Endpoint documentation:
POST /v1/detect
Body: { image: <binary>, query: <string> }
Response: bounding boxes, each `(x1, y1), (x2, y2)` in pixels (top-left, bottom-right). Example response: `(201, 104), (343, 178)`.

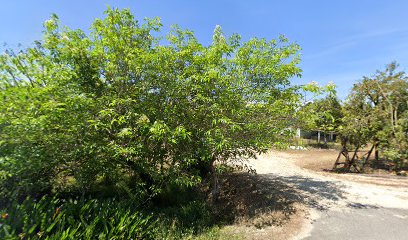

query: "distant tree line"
(303, 62), (408, 170)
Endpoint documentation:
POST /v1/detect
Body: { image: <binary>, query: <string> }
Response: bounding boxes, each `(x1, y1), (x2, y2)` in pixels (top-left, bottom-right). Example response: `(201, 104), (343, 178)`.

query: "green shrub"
(0, 7), (306, 200)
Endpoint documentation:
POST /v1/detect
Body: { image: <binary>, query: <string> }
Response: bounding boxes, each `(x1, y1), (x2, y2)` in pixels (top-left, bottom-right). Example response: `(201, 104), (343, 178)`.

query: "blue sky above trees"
(2, 0), (408, 99)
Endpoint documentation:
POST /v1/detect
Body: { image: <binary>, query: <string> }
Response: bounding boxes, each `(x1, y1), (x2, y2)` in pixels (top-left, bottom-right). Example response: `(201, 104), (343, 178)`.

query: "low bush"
(0, 196), (156, 239)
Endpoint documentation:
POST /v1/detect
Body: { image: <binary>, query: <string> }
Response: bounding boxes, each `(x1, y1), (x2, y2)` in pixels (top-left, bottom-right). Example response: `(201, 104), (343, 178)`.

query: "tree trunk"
(362, 144), (376, 168)
(375, 144), (379, 161)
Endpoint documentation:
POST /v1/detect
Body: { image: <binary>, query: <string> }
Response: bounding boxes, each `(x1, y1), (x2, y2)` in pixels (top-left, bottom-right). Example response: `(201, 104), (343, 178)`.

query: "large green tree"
(0, 8), (310, 200)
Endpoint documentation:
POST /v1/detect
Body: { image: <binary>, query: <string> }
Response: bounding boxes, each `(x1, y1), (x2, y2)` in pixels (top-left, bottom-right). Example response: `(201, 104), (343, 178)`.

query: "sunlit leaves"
(0, 7), (307, 200)
(341, 62), (408, 167)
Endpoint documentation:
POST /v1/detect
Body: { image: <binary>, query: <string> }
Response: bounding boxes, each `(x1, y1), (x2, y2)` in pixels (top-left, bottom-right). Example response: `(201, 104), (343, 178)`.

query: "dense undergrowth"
(1, 197), (155, 239)
(0, 190), (221, 240)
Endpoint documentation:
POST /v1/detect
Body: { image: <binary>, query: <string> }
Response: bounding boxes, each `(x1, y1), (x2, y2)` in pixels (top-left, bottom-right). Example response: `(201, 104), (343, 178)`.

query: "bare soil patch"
(210, 172), (308, 239)
(287, 149), (339, 172)
(283, 149), (408, 188)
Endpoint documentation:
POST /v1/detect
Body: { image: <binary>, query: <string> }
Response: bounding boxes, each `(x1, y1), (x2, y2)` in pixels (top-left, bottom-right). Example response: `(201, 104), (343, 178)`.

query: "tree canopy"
(340, 62), (408, 168)
(0, 8), (314, 200)
(299, 87), (342, 133)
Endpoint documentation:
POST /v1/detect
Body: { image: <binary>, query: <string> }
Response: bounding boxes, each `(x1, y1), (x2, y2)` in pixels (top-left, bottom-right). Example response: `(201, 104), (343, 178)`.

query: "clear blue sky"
(2, 0), (408, 99)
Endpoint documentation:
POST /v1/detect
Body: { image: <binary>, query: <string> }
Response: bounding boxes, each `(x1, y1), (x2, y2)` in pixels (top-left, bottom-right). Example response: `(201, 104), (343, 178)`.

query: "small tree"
(297, 84), (341, 145)
(340, 62), (408, 170)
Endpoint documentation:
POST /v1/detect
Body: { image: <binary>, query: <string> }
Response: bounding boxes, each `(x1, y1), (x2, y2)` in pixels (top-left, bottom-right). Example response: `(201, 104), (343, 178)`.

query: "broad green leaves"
(0, 7), (307, 200)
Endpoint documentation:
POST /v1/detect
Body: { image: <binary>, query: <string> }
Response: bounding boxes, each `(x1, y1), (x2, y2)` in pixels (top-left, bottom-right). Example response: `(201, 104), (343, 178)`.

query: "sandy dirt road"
(248, 151), (408, 240)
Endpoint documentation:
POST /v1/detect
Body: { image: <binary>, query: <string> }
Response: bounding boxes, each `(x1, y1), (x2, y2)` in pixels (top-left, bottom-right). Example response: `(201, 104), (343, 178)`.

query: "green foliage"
(0, 197), (156, 239)
(341, 62), (408, 167)
(300, 86), (343, 132)
(0, 7), (306, 200)
(0, 194), (228, 240)
(153, 200), (216, 239)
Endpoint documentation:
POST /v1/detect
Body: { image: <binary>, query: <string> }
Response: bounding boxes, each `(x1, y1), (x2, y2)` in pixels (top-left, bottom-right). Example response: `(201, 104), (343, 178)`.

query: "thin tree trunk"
(375, 144), (379, 161)
(362, 144), (376, 168)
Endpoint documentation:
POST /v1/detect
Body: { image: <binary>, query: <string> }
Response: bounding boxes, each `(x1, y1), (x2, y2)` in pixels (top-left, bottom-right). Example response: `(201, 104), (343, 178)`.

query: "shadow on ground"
(260, 174), (346, 210)
(213, 172), (378, 228)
